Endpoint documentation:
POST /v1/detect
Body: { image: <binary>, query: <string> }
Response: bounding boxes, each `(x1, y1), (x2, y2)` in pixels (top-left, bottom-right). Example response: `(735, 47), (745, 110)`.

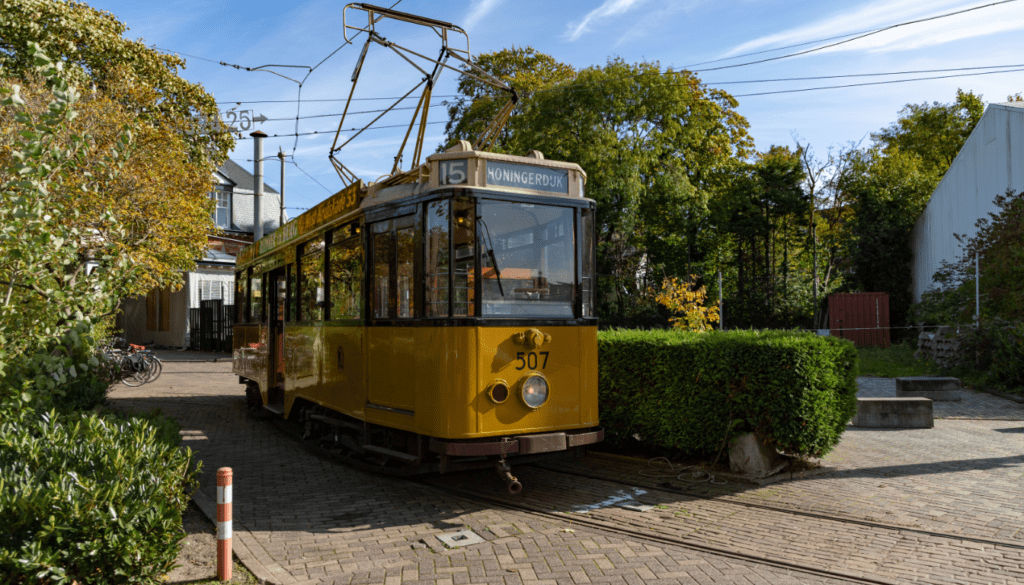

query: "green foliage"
(872, 89), (984, 174)
(913, 190), (1024, 326)
(715, 146), (809, 327)
(842, 148), (938, 332)
(442, 46), (576, 153)
(0, 317), (111, 413)
(445, 51), (752, 321)
(954, 321), (1024, 393)
(597, 329), (858, 459)
(0, 0), (231, 165)
(857, 341), (940, 378)
(0, 403), (200, 584)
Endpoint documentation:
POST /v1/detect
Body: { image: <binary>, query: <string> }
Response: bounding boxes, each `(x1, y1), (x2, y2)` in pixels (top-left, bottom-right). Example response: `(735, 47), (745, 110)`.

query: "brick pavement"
(111, 362), (855, 585)
(109, 365), (1024, 584)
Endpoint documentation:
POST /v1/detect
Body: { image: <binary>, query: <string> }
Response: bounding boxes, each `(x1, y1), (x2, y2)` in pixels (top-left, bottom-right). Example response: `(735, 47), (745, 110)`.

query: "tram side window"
(425, 200), (449, 317)
(285, 263), (296, 322)
(250, 273), (264, 322)
(373, 231), (391, 318)
(299, 239), (325, 321)
(453, 198), (475, 317)
(581, 208), (596, 318)
(329, 235), (363, 320)
(396, 226), (415, 318)
(236, 272), (247, 323)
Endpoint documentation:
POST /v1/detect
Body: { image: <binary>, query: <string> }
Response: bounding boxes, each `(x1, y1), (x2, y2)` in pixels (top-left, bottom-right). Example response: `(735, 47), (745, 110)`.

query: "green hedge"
(598, 329), (859, 458)
(0, 404), (200, 584)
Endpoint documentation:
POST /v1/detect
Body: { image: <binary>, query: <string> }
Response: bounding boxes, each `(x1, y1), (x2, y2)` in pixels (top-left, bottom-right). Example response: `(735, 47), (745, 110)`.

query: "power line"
(691, 0), (1020, 73)
(730, 65), (1024, 98)
(291, 160), (333, 194)
(681, 0), (1019, 70)
(220, 62), (1024, 115)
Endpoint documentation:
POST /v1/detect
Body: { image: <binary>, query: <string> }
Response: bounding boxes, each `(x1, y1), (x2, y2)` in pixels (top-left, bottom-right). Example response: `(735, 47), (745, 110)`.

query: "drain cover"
(437, 529), (485, 548)
(615, 500), (654, 512)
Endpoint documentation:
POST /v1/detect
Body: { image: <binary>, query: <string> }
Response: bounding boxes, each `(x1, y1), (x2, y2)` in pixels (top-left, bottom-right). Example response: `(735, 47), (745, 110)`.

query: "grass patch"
(857, 341), (942, 378)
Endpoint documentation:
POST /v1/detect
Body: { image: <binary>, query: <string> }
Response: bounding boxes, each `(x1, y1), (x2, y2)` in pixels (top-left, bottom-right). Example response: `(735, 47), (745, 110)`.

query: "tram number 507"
(515, 351), (549, 370)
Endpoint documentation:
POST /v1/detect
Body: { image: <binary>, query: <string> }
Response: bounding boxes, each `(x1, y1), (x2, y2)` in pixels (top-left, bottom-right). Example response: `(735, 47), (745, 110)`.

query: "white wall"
(910, 103), (1024, 301)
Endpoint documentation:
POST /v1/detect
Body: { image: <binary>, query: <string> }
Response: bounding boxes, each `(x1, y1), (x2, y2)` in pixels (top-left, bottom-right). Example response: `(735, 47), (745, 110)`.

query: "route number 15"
(439, 160), (467, 185)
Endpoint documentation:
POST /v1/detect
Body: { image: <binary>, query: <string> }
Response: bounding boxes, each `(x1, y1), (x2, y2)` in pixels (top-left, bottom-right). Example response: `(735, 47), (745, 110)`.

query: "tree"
(442, 46), (576, 154)
(840, 148), (937, 330)
(872, 89), (983, 175)
(0, 0), (231, 166)
(715, 146), (808, 327)
(1, 47), (213, 375)
(523, 59), (751, 315)
(445, 54), (751, 323)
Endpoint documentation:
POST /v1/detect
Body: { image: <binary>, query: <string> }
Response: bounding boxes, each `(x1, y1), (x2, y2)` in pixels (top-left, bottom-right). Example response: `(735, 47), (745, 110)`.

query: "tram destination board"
(486, 161), (569, 194)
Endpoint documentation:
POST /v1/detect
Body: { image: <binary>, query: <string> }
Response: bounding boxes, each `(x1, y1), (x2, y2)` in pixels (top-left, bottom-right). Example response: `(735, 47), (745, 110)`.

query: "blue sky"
(86, 0), (1024, 213)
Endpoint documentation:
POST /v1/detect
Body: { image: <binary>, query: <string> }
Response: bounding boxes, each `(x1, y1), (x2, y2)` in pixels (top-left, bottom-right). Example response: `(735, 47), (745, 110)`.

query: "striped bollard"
(216, 467), (233, 581)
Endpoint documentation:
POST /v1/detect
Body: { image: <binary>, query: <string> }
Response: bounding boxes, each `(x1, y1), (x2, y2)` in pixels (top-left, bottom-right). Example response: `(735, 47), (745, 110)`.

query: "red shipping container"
(828, 292), (890, 347)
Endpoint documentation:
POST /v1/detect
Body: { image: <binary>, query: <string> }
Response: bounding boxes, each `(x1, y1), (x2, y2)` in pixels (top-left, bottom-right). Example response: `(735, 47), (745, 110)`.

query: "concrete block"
(853, 397), (933, 428)
(896, 376), (962, 401)
(729, 433), (787, 479)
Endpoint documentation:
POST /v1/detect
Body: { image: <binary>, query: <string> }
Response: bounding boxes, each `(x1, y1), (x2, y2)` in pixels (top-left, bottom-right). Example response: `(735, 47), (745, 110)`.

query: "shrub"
(598, 329), (858, 458)
(0, 403), (200, 584)
(956, 320), (1024, 393)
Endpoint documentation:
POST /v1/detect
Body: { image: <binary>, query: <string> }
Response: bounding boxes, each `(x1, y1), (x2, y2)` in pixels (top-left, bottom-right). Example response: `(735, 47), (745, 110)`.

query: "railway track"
(259, 410), (1024, 584)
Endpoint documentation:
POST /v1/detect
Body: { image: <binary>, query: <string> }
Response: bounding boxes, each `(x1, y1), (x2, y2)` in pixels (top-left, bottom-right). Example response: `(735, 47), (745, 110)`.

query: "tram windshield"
(479, 201), (575, 318)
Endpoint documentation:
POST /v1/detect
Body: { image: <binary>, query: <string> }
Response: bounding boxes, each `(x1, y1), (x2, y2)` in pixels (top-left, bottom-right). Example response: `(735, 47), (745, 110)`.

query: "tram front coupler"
(495, 458), (522, 495)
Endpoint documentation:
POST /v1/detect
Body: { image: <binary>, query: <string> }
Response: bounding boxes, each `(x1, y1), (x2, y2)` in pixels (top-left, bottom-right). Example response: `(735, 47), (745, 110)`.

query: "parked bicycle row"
(99, 338), (163, 387)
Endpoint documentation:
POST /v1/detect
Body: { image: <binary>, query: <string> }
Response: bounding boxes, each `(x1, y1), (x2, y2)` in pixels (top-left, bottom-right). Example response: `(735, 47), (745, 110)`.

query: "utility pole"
(975, 254), (980, 325)
(277, 148), (286, 228)
(251, 131), (267, 241)
(718, 269), (724, 331)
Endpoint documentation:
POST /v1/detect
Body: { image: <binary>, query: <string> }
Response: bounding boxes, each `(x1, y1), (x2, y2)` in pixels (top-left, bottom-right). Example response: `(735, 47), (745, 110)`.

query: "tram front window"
(479, 201), (575, 318)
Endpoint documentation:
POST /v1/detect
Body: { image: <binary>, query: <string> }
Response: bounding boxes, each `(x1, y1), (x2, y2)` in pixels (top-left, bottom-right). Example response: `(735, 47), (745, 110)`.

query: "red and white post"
(216, 467), (233, 581)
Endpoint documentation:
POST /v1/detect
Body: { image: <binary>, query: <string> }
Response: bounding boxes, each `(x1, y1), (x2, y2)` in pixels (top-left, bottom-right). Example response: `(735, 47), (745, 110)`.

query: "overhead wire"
(219, 62), (1024, 120)
(689, 0), (1020, 72)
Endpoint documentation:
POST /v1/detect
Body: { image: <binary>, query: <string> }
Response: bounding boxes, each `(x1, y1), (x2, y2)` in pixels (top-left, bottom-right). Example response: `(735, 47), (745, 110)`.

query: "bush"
(0, 403), (200, 584)
(956, 320), (1024, 393)
(1, 318), (112, 413)
(598, 329), (858, 458)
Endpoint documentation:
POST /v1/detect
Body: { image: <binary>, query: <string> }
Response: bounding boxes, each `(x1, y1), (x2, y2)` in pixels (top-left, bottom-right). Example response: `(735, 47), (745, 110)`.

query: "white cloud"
(720, 0), (1024, 58)
(564, 0), (647, 42)
(464, 0), (505, 32)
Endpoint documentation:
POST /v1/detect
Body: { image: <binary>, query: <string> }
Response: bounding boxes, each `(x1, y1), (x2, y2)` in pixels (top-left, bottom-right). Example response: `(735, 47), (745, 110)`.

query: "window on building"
(211, 186), (232, 229)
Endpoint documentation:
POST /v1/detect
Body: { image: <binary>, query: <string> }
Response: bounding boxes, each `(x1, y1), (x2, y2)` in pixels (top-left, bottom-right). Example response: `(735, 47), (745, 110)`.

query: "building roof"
(219, 159), (279, 194)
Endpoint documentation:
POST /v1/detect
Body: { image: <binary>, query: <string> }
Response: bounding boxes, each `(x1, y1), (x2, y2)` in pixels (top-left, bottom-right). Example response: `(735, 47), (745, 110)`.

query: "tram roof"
(235, 144), (588, 269)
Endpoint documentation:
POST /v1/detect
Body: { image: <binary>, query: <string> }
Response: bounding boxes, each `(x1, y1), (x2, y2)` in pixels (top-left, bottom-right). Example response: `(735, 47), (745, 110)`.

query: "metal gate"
(189, 299), (234, 352)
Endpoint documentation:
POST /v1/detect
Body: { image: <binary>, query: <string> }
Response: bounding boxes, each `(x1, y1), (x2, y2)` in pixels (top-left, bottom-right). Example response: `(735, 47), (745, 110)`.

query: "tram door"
(269, 267), (287, 393)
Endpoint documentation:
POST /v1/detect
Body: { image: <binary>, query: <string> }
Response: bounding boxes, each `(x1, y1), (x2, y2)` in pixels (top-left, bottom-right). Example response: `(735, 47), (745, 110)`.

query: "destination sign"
(236, 180), (364, 267)
(486, 161), (569, 194)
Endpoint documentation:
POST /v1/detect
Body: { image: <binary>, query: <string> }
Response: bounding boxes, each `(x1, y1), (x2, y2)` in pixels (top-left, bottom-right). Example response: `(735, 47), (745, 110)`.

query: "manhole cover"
(437, 529), (485, 548)
(615, 500), (654, 512)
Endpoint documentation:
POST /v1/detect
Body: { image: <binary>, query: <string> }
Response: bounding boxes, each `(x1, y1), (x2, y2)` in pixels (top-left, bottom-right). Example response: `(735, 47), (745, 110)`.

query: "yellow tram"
(232, 142), (602, 491)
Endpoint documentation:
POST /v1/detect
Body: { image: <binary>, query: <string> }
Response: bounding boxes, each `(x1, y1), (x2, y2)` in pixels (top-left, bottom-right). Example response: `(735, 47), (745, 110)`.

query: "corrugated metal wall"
(911, 103), (1024, 302)
(829, 292), (890, 347)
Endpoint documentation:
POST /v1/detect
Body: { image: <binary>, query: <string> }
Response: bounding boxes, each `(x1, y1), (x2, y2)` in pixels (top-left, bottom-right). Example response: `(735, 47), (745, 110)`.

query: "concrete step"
(853, 397), (933, 428)
(896, 376), (962, 401)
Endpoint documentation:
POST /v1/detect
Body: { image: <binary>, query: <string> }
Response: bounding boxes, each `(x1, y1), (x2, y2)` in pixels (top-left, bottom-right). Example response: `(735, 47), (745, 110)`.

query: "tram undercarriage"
(245, 382), (601, 494)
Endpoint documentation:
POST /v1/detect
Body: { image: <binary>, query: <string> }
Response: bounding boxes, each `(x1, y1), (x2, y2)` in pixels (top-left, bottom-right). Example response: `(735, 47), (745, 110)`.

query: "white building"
(910, 102), (1024, 302)
(118, 160), (286, 349)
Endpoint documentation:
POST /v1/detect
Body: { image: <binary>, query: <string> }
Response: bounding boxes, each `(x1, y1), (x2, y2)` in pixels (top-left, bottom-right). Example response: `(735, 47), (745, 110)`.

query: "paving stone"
(110, 365), (1024, 585)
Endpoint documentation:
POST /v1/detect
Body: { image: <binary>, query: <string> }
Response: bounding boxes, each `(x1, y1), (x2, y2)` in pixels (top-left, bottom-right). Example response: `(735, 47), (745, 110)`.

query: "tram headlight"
(520, 375), (549, 409)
